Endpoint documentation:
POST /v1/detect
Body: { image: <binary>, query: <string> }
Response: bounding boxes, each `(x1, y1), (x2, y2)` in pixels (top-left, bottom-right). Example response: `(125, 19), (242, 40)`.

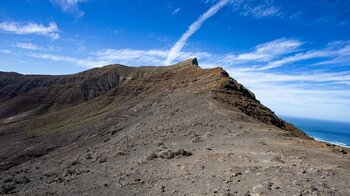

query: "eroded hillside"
(0, 59), (349, 195)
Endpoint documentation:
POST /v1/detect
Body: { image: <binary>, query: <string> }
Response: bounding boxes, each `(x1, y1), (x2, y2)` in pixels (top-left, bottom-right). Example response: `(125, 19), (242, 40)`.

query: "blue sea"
(282, 116), (350, 148)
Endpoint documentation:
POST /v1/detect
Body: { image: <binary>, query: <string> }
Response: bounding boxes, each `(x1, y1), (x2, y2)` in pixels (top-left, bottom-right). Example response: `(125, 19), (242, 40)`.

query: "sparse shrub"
(145, 152), (157, 160)
(271, 155), (284, 163)
(145, 148), (192, 160)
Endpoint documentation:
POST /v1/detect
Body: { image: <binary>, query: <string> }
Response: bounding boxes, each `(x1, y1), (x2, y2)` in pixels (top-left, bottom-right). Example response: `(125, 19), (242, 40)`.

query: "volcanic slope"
(0, 58), (349, 195)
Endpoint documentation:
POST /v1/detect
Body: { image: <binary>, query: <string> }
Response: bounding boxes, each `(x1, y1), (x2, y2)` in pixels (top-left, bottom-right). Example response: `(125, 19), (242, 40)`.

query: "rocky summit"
(0, 58), (349, 195)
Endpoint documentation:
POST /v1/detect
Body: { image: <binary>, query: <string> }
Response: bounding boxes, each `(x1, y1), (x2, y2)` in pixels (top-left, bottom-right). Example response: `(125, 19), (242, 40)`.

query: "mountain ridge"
(1, 58), (349, 195)
(0, 58), (308, 139)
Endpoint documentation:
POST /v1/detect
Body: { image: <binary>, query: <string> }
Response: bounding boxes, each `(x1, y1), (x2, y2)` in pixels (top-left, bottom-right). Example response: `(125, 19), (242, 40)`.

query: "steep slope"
(0, 59), (349, 195)
(0, 65), (131, 120)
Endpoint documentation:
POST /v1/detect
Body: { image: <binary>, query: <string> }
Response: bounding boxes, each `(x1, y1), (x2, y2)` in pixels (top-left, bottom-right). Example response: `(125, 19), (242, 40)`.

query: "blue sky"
(0, 0), (350, 122)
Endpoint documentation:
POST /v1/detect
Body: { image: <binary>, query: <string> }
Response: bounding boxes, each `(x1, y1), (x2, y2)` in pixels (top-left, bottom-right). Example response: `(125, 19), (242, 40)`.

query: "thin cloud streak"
(0, 21), (60, 40)
(0, 49), (12, 54)
(30, 49), (212, 68)
(16, 43), (40, 50)
(172, 8), (181, 15)
(164, 0), (230, 65)
(223, 38), (302, 64)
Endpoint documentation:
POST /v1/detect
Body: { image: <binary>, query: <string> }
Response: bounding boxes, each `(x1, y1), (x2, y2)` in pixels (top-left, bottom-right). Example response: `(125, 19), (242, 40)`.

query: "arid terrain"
(0, 58), (349, 195)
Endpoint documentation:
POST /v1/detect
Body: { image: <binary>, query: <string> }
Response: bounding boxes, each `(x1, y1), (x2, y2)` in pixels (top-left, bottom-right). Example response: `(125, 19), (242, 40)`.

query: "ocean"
(282, 116), (350, 148)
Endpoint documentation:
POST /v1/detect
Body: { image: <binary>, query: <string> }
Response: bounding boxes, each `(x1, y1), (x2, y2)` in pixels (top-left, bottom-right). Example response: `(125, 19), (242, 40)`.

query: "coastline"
(313, 137), (350, 148)
(281, 115), (350, 149)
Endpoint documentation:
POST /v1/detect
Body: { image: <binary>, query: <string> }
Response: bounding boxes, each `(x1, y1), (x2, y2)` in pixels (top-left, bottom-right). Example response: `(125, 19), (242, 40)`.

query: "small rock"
(310, 185), (318, 191)
(191, 135), (203, 143)
(158, 150), (175, 159)
(117, 150), (127, 156)
(147, 148), (192, 160)
(70, 159), (80, 166)
(55, 177), (64, 183)
(47, 179), (56, 184)
(85, 153), (93, 160)
(15, 176), (30, 184)
(266, 182), (274, 190)
(154, 141), (164, 146)
(233, 171), (242, 177)
(174, 148), (192, 156)
(0, 185), (16, 194)
(3, 178), (13, 183)
(98, 157), (107, 163)
(271, 155), (284, 163)
(145, 152), (157, 160)
(62, 168), (76, 177)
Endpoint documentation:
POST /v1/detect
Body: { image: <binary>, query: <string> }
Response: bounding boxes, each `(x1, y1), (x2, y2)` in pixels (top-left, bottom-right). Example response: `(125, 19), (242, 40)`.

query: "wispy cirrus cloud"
(237, 3), (282, 18)
(164, 0), (287, 66)
(30, 53), (76, 63)
(0, 21), (60, 40)
(164, 0), (230, 65)
(50, 0), (88, 17)
(223, 38), (302, 65)
(240, 41), (350, 71)
(16, 42), (40, 50)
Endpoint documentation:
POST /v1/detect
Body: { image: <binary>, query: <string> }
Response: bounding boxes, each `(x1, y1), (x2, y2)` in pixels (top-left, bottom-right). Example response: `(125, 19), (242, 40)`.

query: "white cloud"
(224, 68), (350, 121)
(30, 48), (212, 68)
(172, 8), (181, 15)
(231, 0), (282, 18)
(0, 21), (60, 40)
(213, 38), (350, 71)
(16, 42), (39, 50)
(31, 53), (76, 62)
(229, 69), (350, 86)
(50, 0), (88, 17)
(241, 5), (281, 18)
(255, 50), (330, 70)
(252, 42), (350, 71)
(164, 0), (230, 65)
(88, 49), (211, 67)
(0, 49), (12, 54)
(223, 38), (302, 64)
